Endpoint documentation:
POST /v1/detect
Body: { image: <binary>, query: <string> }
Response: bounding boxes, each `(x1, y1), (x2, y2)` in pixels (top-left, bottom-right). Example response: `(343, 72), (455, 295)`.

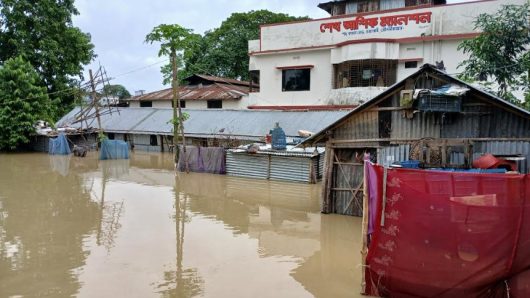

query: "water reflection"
(0, 153), (362, 298)
(49, 155), (71, 176)
(0, 153), (100, 297)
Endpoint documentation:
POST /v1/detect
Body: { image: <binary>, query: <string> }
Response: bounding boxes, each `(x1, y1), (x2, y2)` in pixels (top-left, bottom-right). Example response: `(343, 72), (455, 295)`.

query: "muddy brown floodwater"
(0, 152), (363, 298)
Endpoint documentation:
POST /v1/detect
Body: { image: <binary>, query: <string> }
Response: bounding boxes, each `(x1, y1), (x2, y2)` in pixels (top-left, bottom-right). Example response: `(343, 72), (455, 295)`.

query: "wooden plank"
(441, 140), (447, 167)
(419, 139), (424, 163)
(333, 162), (364, 166)
(342, 181), (364, 214)
(321, 145), (334, 214)
(334, 154), (363, 214)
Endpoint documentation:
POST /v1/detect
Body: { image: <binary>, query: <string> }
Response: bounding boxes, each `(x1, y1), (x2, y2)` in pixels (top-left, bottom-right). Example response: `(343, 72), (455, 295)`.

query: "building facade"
(248, 0), (525, 109)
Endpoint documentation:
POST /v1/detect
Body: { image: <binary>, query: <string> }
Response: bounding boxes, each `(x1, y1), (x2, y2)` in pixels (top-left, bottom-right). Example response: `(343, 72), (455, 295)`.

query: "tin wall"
(226, 152), (320, 183)
(333, 110), (379, 140)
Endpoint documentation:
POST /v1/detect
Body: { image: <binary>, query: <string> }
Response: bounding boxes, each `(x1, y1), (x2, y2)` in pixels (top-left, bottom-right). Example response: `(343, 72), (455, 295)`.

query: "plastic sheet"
(100, 139), (129, 160)
(364, 164), (530, 297)
(177, 146), (226, 174)
(48, 134), (71, 155)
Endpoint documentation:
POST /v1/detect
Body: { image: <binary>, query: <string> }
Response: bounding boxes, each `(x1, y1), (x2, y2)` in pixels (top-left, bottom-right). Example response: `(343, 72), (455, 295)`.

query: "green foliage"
(145, 24), (200, 57)
(167, 112), (190, 131)
(102, 84), (131, 99)
(145, 24), (201, 85)
(156, 10), (308, 84)
(0, 56), (52, 150)
(458, 3), (530, 103)
(0, 0), (95, 118)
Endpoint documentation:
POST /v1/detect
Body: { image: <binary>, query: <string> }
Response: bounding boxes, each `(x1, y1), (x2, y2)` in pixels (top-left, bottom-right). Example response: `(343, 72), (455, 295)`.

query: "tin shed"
(302, 64), (530, 216)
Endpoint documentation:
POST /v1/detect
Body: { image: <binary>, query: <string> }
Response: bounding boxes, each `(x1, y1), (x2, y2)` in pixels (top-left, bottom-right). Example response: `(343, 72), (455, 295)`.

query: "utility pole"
(89, 69), (103, 142)
(171, 51), (188, 172)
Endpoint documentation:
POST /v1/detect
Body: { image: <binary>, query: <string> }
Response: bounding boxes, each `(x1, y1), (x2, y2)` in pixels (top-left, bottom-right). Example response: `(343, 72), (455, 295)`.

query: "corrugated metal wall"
(226, 152), (320, 183)
(334, 91), (530, 142)
(270, 156), (312, 183)
(334, 110), (379, 140)
(474, 141), (530, 174)
(226, 153), (270, 180)
(377, 145), (411, 167)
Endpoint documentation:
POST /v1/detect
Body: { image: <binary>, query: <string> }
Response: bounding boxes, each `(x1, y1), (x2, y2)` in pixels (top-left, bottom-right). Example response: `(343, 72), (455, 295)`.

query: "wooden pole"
(321, 144), (335, 213)
(360, 160), (369, 295)
(89, 69), (103, 141)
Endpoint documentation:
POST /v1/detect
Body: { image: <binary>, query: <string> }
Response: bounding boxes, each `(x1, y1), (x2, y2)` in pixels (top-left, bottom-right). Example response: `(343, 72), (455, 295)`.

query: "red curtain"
(364, 166), (530, 297)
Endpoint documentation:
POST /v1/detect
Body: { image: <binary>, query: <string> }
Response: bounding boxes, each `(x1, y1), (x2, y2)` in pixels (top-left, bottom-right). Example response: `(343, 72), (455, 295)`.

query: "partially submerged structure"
(226, 147), (325, 184)
(302, 64), (530, 216)
(56, 108), (349, 152)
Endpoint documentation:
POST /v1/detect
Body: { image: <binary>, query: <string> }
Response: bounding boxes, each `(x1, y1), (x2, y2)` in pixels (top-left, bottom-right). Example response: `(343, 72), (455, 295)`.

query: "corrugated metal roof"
(301, 64), (530, 145)
(129, 83), (249, 102)
(56, 107), (350, 139)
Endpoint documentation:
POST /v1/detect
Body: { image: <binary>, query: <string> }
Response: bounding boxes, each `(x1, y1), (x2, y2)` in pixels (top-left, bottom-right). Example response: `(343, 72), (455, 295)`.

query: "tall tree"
(102, 84), (131, 100)
(181, 10), (308, 81)
(458, 3), (530, 103)
(0, 56), (52, 150)
(146, 24), (197, 167)
(0, 0), (95, 118)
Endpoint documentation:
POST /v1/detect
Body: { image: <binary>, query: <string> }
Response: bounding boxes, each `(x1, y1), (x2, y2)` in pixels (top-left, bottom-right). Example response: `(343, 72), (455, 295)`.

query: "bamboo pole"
(321, 144), (334, 214)
(89, 69), (103, 140)
(360, 160), (369, 295)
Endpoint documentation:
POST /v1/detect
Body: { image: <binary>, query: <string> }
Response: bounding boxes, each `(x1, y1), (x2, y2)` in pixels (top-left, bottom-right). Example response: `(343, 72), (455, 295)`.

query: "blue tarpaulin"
(48, 134), (71, 155)
(100, 139), (129, 160)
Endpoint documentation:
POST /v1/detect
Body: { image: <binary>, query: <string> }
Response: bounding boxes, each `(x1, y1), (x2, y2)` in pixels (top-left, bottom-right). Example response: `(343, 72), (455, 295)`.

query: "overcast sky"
(73, 0), (470, 94)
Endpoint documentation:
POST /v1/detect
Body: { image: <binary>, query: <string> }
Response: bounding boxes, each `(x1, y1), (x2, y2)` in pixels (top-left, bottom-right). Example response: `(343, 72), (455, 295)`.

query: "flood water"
(0, 152), (362, 298)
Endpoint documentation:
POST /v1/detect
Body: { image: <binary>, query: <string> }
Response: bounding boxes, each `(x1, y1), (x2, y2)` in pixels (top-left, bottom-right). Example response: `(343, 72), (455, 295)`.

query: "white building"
(247, 0), (525, 109)
(128, 74), (255, 109)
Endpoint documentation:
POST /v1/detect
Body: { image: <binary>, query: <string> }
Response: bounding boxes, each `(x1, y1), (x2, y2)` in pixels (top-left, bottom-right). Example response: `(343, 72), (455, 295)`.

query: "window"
(107, 133), (115, 140)
(207, 100), (222, 109)
(140, 101), (152, 108)
(282, 69), (311, 92)
(405, 61), (418, 69)
(171, 100), (186, 108)
(358, 0), (380, 13)
(249, 70), (260, 92)
(334, 59), (397, 88)
(150, 135), (158, 146)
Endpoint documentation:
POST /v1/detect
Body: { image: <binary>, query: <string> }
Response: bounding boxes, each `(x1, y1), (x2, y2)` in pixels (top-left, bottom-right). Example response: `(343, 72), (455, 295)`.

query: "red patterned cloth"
(364, 165), (530, 297)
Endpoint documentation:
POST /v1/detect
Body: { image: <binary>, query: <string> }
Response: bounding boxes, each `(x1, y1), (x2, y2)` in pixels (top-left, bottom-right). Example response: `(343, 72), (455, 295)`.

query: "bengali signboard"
(319, 12), (432, 37)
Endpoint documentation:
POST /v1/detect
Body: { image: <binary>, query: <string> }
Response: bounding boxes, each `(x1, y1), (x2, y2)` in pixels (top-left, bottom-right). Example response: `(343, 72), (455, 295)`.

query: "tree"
(458, 3), (530, 103)
(102, 84), (131, 100)
(0, 0), (95, 118)
(0, 56), (52, 150)
(180, 10), (308, 81)
(146, 24), (198, 167)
